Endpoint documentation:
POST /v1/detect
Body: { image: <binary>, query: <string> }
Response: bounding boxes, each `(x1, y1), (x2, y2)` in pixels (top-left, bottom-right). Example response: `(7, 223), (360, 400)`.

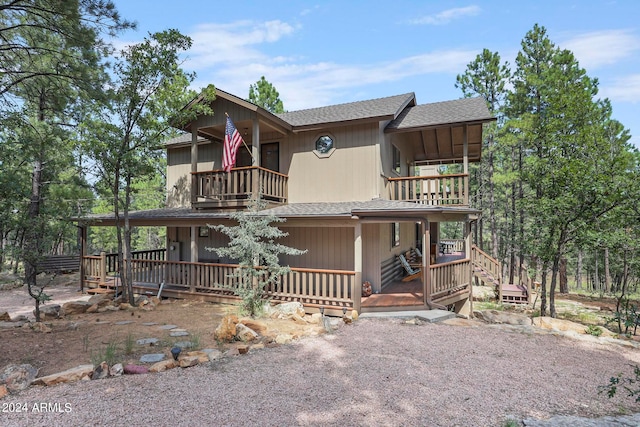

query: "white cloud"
(600, 74), (640, 103)
(562, 29), (639, 70)
(410, 5), (481, 26)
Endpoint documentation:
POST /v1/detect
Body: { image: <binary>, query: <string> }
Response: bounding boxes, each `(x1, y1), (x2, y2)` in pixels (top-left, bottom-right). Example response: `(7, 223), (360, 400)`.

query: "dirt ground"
(0, 272), (323, 377)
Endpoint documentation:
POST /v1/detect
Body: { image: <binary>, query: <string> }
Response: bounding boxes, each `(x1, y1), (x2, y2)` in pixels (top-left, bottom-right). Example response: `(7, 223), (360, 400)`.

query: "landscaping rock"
(268, 302), (305, 319)
(123, 364), (149, 375)
(119, 303), (134, 311)
(251, 343), (265, 351)
(0, 311), (10, 321)
(235, 323), (259, 342)
(104, 305), (120, 311)
(136, 338), (160, 346)
(62, 300), (92, 315)
(0, 384), (8, 399)
(179, 356), (199, 368)
(140, 354), (165, 363)
(310, 313), (323, 325)
(0, 321), (22, 329)
(159, 324), (178, 330)
(110, 363), (123, 377)
(237, 344), (249, 354)
(239, 319), (268, 335)
(86, 304), (99, 313)
(169, 330), (189, 337)
(275, 333), (294, 345)
(115, 320), (134, 325)
(32, 364), (94, 386)
(149, 359), (178, 373)
(474, 310), (531, 326)
(31, 322), (52, 333)
(36, 304), (61, 320)
(174, 341), (193, 349)
(0, 364), (38, 393)
(142, 322), (158, 326)
(214, 314), (238, 342)
(91, 362), (110, 380)
(203, 349), (223, 361)
(532, 316), (610, 335)
(88, 293), (112, 307)
(11, 315), (28, 323)
(185, 351), (209, 363)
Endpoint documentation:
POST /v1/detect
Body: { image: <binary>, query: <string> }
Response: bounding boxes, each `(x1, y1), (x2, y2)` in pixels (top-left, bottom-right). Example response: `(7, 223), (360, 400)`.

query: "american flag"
(222, 116), (244, 172)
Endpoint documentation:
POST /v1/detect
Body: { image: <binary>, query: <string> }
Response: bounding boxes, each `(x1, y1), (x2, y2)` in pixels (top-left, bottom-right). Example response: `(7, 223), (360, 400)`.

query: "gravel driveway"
(2, 317), (640, 426)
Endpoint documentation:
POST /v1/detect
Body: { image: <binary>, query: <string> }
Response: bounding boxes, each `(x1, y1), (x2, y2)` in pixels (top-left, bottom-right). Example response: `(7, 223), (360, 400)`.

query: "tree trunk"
(549, 253), (561, 318)
(576, 250), (583, 289)
(559, 257), (568, 293)
(594, 251), (600, 293)
(540, 262), (548, 316)
(604, 246), (612, 293)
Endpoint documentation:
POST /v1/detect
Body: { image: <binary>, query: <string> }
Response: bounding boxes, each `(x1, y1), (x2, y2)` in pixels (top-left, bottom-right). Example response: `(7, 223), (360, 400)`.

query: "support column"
(251, 118), (261, 198)
(79, 225), (87, 293)
(465, 218), (474, 316)
(190, 225), (197, 293)
(463, 124), (469, 205)
(353, 222), (362, 314)
(191, 128), (199, 206)
(422, 218), (431, 307)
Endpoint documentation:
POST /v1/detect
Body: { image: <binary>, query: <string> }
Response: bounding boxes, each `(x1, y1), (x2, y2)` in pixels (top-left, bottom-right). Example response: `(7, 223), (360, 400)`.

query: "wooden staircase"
(471, 245), (530, 304)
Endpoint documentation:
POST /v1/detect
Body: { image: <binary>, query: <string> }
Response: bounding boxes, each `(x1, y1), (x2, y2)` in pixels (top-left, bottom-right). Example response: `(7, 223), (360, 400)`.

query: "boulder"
(0, 312), (10, 321)
(149, 359), (178, 373)
(62, 300), (92, 315)
(119, 303), (134, 311)
(250, 343), (265, 351)
(269, 302), (305, 319)
(179, 356), (199, 368)
(532, 316), (609, 335)
(123, 364), (149, 375)
(91, 362), (110, 380)
(0, 364), (38, 393)
(36, 304), (61, 320)
(235, 323), (259, 342)
(310, 313), (323, 325)
(214, 314), (238, 343)
(203, 349), (223, 362)
(237, 344), (249, 355)
(185, 351), (210, 364)
(474, 310), (531, 326)
(0, 321), (22, 329)
(32, 365), (94, 386)
(86, 304), (99, 313)
(239, 319), (268, 335)
(88, 293), (113, 308)
(12, 315), (28, 323)
(0, 384), (8, 399)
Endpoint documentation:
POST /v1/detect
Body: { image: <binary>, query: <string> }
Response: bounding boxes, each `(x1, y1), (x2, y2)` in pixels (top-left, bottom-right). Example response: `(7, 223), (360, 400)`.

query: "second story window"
(392, 144), (401, 175)
(315, 135), (333, 153)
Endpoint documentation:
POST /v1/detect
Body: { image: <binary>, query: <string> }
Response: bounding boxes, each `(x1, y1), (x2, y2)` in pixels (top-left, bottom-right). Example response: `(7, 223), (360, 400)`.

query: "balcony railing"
(191, 166), (288, 208)
(388, 173), (469, 206)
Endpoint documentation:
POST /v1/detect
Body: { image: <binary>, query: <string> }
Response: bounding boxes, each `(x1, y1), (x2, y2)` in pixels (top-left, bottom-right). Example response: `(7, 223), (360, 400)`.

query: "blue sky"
(111, 0), (639, 147)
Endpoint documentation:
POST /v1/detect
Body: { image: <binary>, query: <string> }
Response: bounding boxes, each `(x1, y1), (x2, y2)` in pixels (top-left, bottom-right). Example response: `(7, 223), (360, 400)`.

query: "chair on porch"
(399, 254), (422, 282)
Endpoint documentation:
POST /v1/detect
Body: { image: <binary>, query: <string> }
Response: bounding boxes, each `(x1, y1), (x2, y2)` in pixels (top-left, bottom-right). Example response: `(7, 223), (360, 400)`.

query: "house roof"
(79, 200), (478, 225)
(274, 93), (416, 129)
(164, 133), (211, 148)
(385, 97), (493, 132)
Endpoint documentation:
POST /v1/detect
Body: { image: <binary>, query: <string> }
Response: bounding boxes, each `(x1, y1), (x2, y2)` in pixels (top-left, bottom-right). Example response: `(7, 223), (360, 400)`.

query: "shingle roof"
(164, 133), (210, 147)
(275, 93), (415, 127)
(386, 97), (493, 131)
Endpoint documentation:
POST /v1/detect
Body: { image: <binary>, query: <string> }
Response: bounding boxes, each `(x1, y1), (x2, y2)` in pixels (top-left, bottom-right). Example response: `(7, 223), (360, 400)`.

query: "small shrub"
(190, 332), (201, 350)
(124, 332), (135, 355)
(91, 339), (119, 367)
(585, 325), (603, 337)
(600, 364), (640, 402)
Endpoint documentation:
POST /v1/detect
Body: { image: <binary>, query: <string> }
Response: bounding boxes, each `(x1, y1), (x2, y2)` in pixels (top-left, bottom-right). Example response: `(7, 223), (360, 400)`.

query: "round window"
(315, 135), (334, 154)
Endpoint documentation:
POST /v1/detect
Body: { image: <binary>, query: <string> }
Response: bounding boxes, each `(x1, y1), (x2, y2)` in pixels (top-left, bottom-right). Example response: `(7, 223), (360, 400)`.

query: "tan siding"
(362, 223), (381, 291)
(279, 227), (354, 270)
(166, 142), (222, 208)
(281, 123), (381, 203)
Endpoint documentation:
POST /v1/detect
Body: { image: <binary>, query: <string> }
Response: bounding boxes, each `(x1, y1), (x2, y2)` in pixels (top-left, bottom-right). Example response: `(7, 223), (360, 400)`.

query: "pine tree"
(207, 196), (306, 317)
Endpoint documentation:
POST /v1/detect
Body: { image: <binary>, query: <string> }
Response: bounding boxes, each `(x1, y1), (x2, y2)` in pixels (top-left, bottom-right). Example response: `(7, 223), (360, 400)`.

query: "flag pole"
(225, 112), (256, 162)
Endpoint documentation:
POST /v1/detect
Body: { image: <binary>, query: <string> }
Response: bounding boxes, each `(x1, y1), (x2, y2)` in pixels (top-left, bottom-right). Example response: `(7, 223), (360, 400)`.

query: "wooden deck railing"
(82, 255), (354, 309)
(191, 166), (288, 208)
(429, 259), (471, 299)
(471, 245), (502, 285)
(388, 173), (469, 205)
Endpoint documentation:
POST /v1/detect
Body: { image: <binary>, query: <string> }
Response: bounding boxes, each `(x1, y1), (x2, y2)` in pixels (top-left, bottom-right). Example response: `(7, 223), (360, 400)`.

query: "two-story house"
(79, 88), (497, 316)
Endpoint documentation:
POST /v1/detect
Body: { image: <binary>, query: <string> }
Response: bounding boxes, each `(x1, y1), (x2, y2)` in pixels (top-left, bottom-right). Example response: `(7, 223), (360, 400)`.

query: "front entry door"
(261, 142), (279, 172)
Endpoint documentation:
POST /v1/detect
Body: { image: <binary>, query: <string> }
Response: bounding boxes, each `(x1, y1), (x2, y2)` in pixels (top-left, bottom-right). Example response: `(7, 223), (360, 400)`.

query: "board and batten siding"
(278, 226), (354, 271)
(166, 143), (222, 208)
(281, 123), (383, 203)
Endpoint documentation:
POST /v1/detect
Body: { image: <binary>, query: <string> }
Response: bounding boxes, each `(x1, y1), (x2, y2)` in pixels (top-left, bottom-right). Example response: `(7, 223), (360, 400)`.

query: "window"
(391, 222), (400, 247)
(392, 144), (401, 175)
(313, 134), (336, 158)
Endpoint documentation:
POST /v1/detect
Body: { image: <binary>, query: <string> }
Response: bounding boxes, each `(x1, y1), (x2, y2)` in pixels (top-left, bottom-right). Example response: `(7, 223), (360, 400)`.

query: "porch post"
(79, 225), (87, 293)
(191, 127), (199, 206)
(251, 117), (260, 198)
(190, 225), (197, 293)
(422, 218), (431, 306)
(463, 124), (469, 205)
(353, 222), (362, 314)
(465, 218), (474, 316)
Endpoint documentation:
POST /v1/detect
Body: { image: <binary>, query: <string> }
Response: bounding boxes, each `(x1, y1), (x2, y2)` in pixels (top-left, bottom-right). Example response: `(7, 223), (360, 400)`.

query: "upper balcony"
(388, 173), (469, 206)
(191, 166), (288, 209)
